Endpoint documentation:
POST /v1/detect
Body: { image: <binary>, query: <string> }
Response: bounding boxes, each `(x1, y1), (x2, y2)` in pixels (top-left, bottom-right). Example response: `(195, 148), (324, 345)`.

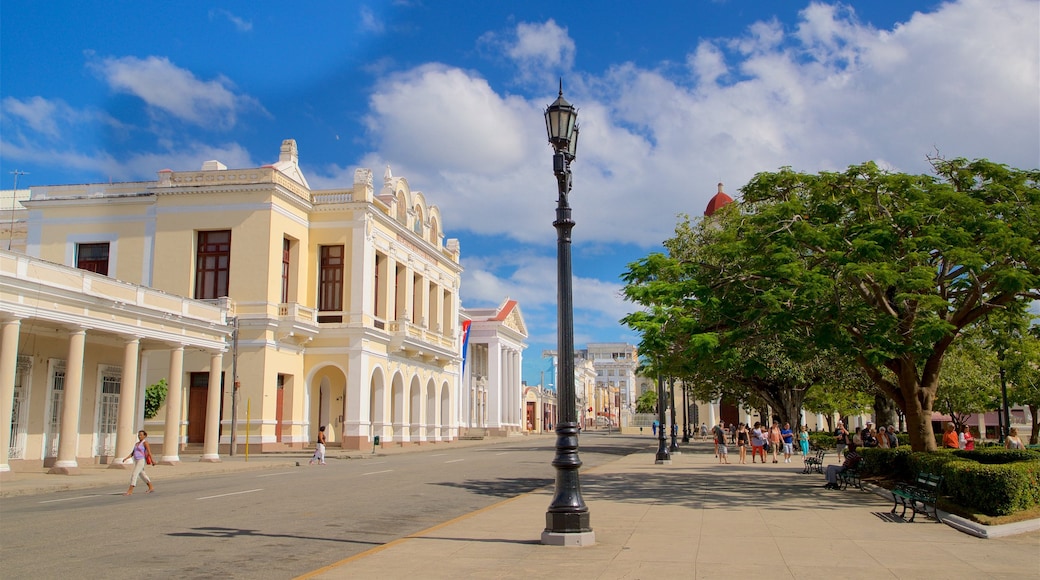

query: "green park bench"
(891, 471), (943, 523)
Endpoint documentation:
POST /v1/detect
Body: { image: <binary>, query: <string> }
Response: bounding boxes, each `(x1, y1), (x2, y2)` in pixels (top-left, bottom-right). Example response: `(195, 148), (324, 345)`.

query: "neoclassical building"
(4, 139), (466, 468)
(459, 299), (528, 436)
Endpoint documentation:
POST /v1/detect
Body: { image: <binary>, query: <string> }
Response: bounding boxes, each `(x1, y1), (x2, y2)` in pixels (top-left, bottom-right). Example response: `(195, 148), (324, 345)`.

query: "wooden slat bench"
(891, 471), (943, 523)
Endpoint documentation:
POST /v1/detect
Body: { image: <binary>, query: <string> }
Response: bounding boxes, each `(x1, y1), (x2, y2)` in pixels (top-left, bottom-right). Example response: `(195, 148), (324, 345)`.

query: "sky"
(2, 0), (1038, 386)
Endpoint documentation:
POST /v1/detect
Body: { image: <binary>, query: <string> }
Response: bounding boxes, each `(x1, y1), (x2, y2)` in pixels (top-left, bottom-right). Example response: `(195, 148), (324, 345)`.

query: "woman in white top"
(1005, 427), (1025, 450)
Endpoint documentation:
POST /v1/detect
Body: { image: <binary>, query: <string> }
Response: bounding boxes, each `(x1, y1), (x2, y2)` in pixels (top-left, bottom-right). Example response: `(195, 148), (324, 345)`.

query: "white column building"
(458, 299), (528, 437)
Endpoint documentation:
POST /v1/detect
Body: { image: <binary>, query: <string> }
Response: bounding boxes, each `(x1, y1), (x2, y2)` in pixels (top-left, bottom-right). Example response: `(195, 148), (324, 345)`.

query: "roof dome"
(704, 183), (733, 216)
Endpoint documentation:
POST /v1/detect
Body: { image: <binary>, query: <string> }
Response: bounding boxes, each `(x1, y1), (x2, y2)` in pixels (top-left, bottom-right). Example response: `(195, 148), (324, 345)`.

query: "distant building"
(459, 299), (529, 436)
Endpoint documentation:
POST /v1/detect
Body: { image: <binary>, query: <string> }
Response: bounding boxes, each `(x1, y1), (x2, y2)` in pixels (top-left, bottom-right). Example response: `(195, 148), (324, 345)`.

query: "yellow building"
(12, 139), (463, 460)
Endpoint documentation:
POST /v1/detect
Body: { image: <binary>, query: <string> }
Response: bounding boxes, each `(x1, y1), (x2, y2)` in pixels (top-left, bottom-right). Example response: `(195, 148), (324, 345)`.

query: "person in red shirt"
(959, 425), (975, 450)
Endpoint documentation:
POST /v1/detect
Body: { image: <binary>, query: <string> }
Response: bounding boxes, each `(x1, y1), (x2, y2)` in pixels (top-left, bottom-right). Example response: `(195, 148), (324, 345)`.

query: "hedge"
(859, 447), (1040, 517)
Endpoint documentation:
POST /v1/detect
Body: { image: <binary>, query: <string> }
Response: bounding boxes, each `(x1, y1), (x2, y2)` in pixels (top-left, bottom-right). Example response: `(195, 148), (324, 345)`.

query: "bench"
(802, 448), (825, 474)
(891, 472), (943, 523)
(837, 466), (862, 490)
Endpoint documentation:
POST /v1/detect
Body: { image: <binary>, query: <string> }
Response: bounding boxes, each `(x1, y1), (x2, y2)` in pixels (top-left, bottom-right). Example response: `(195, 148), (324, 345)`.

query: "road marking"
(197, 489), (263, 500)
(430, 453), (447, 457)
(362, 469), (393, 476)
(38, 495), (99, 504)
(256, 471), (295, 478)
(495, 452), (509, 455)
(445, 459), (464, 464)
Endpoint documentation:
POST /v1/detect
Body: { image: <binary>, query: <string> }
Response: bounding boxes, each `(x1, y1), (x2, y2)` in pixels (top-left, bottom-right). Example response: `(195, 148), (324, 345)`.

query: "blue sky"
(2, 0), (1038, 386)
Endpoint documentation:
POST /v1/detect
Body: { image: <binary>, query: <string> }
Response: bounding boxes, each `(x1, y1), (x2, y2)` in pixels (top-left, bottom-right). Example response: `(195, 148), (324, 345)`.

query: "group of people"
(712, 421), (810, 465)
(941, 422), (1027, 450)
(833, 420), (899, 453)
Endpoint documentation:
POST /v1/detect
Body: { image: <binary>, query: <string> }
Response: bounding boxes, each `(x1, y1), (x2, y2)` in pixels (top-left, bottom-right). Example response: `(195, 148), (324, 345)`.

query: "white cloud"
(359, 6), (385, 34)
(209, 9), (252, 32)
(90, 56), (264, 128)
(356, 1), (1037, 251)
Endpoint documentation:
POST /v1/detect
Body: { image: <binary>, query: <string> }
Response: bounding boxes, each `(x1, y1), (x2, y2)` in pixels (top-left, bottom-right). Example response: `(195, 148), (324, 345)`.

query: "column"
(201, 351), (224, 462)
(708, 399), (717, 428)
(161, 346), (184, 465)
(0, 317), (22, 472)
(109, 337), (141, 470)
(49, 328), (87, 475)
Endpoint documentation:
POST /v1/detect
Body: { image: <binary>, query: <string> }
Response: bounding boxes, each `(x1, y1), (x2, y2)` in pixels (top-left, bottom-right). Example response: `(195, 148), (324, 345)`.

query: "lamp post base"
(654, 458), (672, 465)
(542, 512), (596, 547)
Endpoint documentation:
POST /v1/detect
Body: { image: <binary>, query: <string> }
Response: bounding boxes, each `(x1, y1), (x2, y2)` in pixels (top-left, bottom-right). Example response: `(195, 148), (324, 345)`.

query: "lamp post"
(654, 371), (670, 464)
(681, 382), (690, 443)
(669, 377), (679, 453)
(541, 82), (594, 547)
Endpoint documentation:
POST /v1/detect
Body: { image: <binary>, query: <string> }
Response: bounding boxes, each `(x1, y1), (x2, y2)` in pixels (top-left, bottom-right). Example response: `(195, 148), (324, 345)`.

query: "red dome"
(704, 183), (733, 216)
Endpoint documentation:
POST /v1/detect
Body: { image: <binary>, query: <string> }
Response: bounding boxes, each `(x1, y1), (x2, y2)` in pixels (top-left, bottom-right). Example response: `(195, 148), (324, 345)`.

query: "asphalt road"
(0, 433), (652, 579)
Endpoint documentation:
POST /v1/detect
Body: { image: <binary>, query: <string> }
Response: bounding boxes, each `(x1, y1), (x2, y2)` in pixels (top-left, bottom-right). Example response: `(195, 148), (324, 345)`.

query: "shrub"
(860, 447), (914, 479)
(953, 448), (1038, 464)
(144, 378), (168, 419)
(808, 432), (835, 450)
(941, 459), (1040, 516)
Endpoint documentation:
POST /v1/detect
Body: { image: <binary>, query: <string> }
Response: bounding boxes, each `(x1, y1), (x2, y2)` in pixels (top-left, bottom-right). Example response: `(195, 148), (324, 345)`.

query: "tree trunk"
(873, 394), (899, 429)
(901, 378), (937, 452)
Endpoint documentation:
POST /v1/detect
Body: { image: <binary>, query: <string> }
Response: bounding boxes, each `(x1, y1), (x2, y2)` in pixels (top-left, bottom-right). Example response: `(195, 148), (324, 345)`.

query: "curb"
(864, 482), (1040, 538)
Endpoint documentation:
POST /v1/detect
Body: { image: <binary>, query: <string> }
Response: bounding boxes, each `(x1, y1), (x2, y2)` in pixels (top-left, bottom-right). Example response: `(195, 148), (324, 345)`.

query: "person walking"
(124, 430), (155, 496)
(309, 425), (327, 465)
(768, 422), (782, 463)
(780, 423), (794, 463)
(834, 421), (849, 460)
(750, 422), (767, 464)
(798, 425), (810, 459)
(712, 422), (726, 458)
(736, 423), (750, 464)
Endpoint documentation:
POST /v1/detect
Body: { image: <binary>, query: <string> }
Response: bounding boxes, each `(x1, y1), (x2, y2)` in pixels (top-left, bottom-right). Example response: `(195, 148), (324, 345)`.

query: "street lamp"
(669, 377), (679, 453)
(541, 82), (594, 547)
(655, 371), (670, 464)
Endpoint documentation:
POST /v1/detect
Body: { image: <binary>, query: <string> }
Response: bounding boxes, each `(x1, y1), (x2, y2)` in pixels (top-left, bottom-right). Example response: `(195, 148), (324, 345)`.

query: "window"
(76, 243), (110, 275)
(318, 245), (344, 322)
(282, 238), (291, 303)
(195, 230), (231, 299)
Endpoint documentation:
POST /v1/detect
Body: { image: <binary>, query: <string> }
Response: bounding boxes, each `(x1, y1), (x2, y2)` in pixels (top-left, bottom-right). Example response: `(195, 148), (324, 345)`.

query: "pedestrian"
(887, 426), (899, 448)
(700, 422), (708, 440)
(768, 422), (782, 463)
(960, 425), (975, 451)
(309, 425), (327, 465)
(717, 432), (730, 464)
(798, 425), (810, 458)
(736, 423), (750, 464)
(834, 421), (849, 460)
(942, 423), (959, 449)
(1005, 427), (1025, 450)
(750, 422), (767, 464)
(123, 430), (155, 496)
(652, 420), (658, 437)
(780, 422), (794, 463)
(713, 422), (726, 457)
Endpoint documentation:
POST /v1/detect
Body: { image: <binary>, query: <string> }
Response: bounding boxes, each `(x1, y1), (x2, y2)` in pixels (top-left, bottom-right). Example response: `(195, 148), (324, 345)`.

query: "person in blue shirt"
(780, 423), (795, 463)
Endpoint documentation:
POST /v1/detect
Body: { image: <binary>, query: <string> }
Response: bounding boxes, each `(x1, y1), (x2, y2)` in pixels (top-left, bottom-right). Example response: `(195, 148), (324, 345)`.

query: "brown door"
(187, 377), (207, 443)
(187, 372), (225, 443)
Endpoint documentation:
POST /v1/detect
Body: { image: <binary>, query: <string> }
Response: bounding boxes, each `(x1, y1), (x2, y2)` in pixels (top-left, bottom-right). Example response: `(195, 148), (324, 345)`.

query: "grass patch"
(937, 500), (1040, 526)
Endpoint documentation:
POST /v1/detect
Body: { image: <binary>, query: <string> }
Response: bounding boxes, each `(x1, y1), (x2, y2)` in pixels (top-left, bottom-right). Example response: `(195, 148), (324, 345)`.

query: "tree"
(635, 389), (658, 414)
(716, 158), (1040, 450)
(934, 330), (1000, 430)
(1005, 325), (1040, 444)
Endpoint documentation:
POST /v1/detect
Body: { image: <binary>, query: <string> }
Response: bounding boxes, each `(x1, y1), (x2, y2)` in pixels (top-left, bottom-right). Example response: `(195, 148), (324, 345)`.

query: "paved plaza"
(2, 437), (1038, 579)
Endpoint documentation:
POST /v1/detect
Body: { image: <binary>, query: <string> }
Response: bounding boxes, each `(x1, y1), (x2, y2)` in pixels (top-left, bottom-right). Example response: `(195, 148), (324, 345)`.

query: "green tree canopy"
(623, 158), (1040, 451)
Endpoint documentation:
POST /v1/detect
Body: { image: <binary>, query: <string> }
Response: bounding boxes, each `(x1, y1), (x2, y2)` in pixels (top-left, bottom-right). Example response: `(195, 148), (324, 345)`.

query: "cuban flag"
(460, 320), (472, 376)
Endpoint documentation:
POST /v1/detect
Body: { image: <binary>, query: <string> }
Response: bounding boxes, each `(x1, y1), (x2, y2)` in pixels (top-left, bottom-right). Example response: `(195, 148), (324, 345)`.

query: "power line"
(8, 170), (29, 251)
